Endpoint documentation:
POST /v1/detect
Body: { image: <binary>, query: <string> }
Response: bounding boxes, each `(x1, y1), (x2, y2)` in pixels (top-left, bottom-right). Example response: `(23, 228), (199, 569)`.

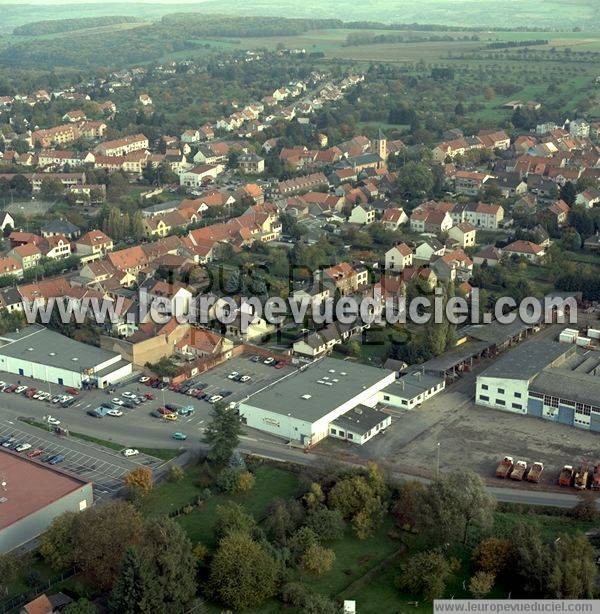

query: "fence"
(0, 569), (75, 614)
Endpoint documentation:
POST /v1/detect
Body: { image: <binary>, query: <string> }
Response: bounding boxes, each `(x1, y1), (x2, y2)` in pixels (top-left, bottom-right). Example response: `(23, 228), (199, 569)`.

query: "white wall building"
(0, 325), (132, 389)
(238, 358), (396, 446)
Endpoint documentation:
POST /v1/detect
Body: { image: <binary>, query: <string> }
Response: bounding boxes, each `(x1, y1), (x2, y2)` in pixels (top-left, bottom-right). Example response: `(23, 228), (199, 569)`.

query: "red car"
(25, 388), (37, 398)
(65, 387), (79, 395)
(5, 384), (17, 392)
(27, 448), (43, 458)
(144, 392), (154, 400)
(157, 407), (172, 415)
(274, 361), (286, 369)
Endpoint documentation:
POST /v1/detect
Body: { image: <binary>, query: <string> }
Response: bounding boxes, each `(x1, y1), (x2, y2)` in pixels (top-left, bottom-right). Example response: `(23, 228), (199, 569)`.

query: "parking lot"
(0, 355), (297, 470)
(0, 418), (162, 498)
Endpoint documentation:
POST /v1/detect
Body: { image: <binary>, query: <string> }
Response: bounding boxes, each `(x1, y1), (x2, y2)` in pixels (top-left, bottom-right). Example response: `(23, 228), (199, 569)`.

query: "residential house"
(454, 170), (492, 196)
(504, 240), (545, 263)
(448, 222), (477, 248)
(237, 152), (265, 174)
(414, 239), (445, 262)
(385, 243), (413, 272)
(95, 134), (148, 156)
(0, 257), (23, 278)
(380, 207), (408, 230)
(75, 230), (114, 261)
(575, 188), (600, 209)
(174, 327), (233, 359)
(546, 199), (570, 226)
(40, 219), (80, 239)
(463, 202), (504, 229)
(348, 204), (375, 225)
(8, 243), (42, 270)
(141, 279), (193, 319)
(318, 262), (368, 295)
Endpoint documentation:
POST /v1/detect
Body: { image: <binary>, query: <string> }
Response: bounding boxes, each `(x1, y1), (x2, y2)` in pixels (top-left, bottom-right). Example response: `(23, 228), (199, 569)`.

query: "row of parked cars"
(1, 434), (65, 464)
(87, 391), (153, 418)
(0, 380), (77, 407)
(150, 403), (195, 421)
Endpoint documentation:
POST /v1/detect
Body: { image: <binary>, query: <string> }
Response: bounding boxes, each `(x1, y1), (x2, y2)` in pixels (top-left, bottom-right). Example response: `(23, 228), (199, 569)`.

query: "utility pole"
(436, 441), (441, 477)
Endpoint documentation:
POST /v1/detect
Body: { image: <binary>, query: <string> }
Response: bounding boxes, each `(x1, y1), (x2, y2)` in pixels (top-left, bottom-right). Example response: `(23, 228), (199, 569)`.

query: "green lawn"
(142, 464), (301, 546)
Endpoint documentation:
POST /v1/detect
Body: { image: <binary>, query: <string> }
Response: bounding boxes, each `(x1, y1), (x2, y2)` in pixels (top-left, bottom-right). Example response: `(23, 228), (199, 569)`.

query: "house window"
(338, 430), (345, 437)
(383, 395), (390, 401)
(496, 399), (505, 406)
(514, 392), (522, 398)
(512, 403), (522, 410)
(330, 428), (337, 435)
(402, 400), (408, 405)
(481, 384), (488, 390)
(479, 395), (489, 401)
(347, 433), (353, 440)
(497, 388), (505, 394)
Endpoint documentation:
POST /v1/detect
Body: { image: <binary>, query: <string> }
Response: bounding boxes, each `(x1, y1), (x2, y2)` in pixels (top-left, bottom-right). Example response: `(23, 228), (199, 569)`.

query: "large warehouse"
(238, 358), (396, 446)
(0, 325), (132, 389)
(475, 336), (600, 431)
(0, 448), (93, 553)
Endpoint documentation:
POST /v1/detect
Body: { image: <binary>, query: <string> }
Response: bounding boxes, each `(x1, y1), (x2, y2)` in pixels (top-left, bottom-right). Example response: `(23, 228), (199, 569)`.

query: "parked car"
(122, 400), (135, 409)
(1, 437), (16, 448)
(263, 357), (275, 365)
(228, 371), (239, 380)
(139, 376), (150, 383)
(25, 388), (37, 398)
(208, 395), (223, 404)
(111, 398), (125, 406)
(65, 387), (79, 395)
(150, 410), (163, 418)
(122, 391), (137, 399)
(274, 361), (286, 369)
(240, 375), (251, 382)
(157, 407), (172, 416)
(14, 385), (27, 394)
(144, 393), (154, 400)
(250, 355), (260, 362)
(61, 397), (76, 408)
(87, 409), (102, 418)
(172, 432), (187, 441)
(164, 413), (179, 421)
(49, 454), (65, 465)
(122, 448), (139, 457)
(46, 416), (61, 426)
(107, 409), (123, 417)
(5, 384), (18, 393)
(27, 448), (43, 458)
(15, 443), (31, 453)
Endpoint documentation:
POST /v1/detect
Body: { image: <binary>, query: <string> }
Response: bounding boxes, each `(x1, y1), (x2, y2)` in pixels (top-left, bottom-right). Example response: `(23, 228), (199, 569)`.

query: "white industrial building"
(0, 325), (132, 389)
(379, 371), (446, 409)
(238, 358), (396, 446)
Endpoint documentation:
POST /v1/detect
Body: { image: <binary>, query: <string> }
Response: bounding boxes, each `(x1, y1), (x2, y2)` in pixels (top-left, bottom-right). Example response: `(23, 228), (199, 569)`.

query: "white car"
(122, 391), (137, 399)
(227, 371), (239, 380)
(263, 357), (275, 365)
(240, 375), (251, 382)
(122, 448), (139, 457)
(46, 416), (61, 426)
(209, 395), (223, 404)
(139, 376), (150, 383)
(15, 443), (31, 452)
(111, 398), (125, 406)
(15, 386), (27, 394)
(107, 409), (123, 417)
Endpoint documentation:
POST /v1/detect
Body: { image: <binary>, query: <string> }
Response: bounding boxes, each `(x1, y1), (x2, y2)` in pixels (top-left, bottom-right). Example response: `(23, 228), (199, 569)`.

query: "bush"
(168, 465), (185, 482)
(216, 467), (255, 494)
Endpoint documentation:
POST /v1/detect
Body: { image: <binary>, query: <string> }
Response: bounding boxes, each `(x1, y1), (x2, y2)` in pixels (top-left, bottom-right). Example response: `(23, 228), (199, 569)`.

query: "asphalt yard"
(0, 418), (162, 498)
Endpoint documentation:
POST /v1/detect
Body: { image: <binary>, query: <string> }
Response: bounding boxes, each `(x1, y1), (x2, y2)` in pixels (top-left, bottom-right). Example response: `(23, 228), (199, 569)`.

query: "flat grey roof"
(418, 340), (489, 374)
(382, 372), (444, 401)
(478, 338), (571, 381)
(242, 357), (393, 422)
(530, 369), (600, 408)
(0, 325), (121, 372)
(331, 404), (389, 437)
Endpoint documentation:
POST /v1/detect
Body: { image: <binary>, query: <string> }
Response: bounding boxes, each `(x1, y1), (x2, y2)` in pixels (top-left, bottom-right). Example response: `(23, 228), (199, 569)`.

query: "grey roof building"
(238, 357), (396, 446)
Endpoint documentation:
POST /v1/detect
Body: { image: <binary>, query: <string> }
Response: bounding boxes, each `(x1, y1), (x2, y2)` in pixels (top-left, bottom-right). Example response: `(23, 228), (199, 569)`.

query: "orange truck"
(559, 465), (574, 487)
(527, 462), (544, 483)
(510, 460), (528, 481)
(495, 456), (514, 479)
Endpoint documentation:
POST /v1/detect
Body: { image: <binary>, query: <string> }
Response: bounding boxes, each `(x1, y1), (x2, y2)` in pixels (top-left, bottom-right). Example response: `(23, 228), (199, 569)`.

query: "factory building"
(238, 358), (396, 446)
(0, 325), (132, 389)
(475, 336), (600, 431)
(0, 448), (93, 553)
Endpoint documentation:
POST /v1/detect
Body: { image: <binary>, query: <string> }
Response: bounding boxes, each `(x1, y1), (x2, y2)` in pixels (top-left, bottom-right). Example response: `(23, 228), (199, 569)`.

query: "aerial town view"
(1, 0), (600, 611)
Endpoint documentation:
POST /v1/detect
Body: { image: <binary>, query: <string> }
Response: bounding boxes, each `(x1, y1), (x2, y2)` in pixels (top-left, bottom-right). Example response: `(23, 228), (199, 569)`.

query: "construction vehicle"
(527, 462), (544, 483)
(510, 460), (527, 481)
(575, 462), (589, 490)
(592, 464), (600, 490)
(559, 465), (574, 487)
(495, 456), (514, 479)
